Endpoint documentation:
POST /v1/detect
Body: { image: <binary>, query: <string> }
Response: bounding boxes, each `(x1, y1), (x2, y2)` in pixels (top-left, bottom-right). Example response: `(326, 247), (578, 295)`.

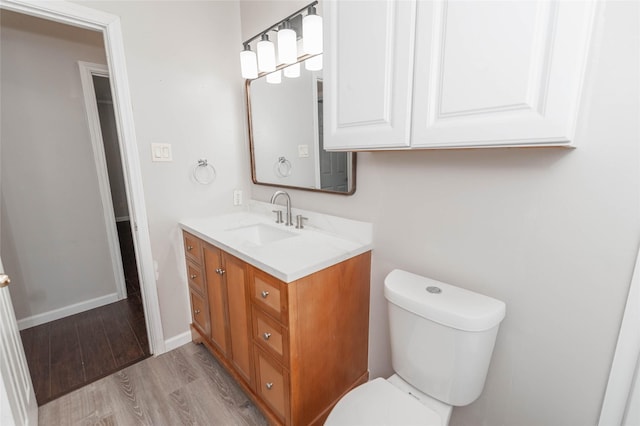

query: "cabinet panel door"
(254, 348), (289, 423)
(204, 244), (228, 356)
(186, 260), (204, 295)
(411, 1), (596, 148)
(189, 288), (209, 336)
(324, 0), (416, 150)
(224, 253), (253, 386)
(183, 232), (202, 264)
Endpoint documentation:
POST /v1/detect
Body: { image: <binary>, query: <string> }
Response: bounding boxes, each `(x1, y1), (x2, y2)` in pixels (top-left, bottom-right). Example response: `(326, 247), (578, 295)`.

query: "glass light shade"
(240, 48), (258, 79)
(305, 54), (323, 71)
(257, 35), (276, 72)
(284, 62), (300, 78)
(277, 28), (297, 65)
(266, 70), (282, 84)
(303, 13), (323, 55)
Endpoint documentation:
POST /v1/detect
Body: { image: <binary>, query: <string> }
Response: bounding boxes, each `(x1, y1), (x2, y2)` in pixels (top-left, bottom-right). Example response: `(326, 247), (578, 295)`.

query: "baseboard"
(115, 216), (130, 222)
(17, 292), (119, 330)
(164, 330), (192, 352)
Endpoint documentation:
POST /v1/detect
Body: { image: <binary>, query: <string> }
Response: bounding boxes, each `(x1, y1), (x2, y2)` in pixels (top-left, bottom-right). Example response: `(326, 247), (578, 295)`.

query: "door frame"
(599, 246), (640, 425)
(0, 0), (166, 354)
(78, 61), (127, 302)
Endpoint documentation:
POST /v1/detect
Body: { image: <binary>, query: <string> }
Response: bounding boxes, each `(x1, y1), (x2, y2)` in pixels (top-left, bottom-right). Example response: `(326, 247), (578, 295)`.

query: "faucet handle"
(295, 215), (308, 229)
(272, 210), (284, 224)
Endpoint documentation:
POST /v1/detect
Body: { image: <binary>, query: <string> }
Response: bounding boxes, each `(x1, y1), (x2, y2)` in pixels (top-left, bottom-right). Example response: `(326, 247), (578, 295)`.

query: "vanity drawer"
(250, 267), (287, 324)
(189, 288), (209, 336)
(183, 231), (202, 264)
(186, 260), (204, 294)
(252, 307), (288, 366)
(254, 347), (289, 423)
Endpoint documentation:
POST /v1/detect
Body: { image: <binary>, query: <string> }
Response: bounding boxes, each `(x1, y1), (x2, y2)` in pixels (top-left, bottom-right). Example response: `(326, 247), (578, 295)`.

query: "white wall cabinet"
(324, 0), (597, 150)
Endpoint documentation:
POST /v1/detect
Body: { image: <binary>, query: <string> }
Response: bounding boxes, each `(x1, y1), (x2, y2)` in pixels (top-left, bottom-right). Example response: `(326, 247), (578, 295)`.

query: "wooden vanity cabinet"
(183, 232), (209, 337)
(182, 230), (371, 426)
(202, 243), (254, 386)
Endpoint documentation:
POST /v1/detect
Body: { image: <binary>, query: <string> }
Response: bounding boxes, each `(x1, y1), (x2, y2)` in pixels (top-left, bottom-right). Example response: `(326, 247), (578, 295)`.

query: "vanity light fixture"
(305, 54), (323, 71)
(277, 21), (297, 65)
(239, 1), (321, 81)
(303, 5), (322, 55)
(240, 44), (258, 79)
(284, 62), (301, 78)
(256, 34), (276, 72)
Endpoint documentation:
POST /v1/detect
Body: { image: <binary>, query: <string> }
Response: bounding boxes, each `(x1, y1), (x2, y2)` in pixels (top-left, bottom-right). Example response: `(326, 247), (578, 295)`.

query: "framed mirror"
(246, 59), (356, 195)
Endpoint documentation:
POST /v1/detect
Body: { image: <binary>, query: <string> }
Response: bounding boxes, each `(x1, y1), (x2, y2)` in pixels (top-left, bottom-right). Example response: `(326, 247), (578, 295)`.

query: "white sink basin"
(225, 223), (297, 246)
(180, 203), (373, 282)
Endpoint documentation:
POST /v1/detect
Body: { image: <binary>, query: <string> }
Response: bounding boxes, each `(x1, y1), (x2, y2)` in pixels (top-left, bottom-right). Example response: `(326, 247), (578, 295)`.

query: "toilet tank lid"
(384, 269), (506, 332)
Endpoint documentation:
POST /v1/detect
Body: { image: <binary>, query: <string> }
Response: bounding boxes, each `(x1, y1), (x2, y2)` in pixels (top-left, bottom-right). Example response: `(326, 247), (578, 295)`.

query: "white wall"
(0, 11), (118, 321)
(75, 0), (250, 342)
(247, 1), (640, 425)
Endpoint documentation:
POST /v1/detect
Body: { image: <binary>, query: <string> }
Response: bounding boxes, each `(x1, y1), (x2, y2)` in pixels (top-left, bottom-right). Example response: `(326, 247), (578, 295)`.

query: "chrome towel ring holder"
(274, 156), (292, 178)
(192, 159), (216, 185)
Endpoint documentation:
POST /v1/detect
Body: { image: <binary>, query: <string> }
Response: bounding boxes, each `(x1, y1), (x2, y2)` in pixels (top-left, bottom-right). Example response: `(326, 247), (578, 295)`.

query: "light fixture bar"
(242, 0), (318, 47)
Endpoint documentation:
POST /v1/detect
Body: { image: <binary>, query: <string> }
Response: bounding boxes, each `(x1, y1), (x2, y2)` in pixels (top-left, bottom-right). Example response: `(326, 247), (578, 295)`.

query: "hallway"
(20, 221), (149, 405)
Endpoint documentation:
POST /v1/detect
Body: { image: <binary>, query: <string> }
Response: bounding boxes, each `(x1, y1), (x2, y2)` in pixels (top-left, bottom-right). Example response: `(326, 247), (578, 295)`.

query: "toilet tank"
(384, 269), (506, 406)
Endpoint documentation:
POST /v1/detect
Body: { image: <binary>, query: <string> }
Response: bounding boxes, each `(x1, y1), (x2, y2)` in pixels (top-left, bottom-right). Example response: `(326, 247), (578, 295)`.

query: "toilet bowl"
(325, 269), (506, 426)
(325, 375), (452, 426)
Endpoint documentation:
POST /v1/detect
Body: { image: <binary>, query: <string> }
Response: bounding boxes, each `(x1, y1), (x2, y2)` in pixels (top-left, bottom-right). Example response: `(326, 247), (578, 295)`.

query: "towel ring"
(274, 156), (292, 178)
(192, 159), (216, 185)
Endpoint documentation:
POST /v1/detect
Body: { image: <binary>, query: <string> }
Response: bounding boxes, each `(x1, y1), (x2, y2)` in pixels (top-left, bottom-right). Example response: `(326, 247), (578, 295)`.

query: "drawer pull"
(194, 309), (201, 315)
(261, 290), (269, 298)
(216, 268), (226, 275)
(263, 332), (272, 341)
(187, 245), (193, 251)
(190, 274), (197, 280)
(265, 382), (273, 390)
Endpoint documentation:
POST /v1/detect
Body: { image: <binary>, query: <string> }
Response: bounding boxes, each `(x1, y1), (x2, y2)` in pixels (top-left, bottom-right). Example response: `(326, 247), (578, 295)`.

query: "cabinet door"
(324, 0), (416, 150)
(223, 253), (253, 386)
(189, 288), (209, 336)
(204, 244), (229, 356)
(411, 1), (596, 148)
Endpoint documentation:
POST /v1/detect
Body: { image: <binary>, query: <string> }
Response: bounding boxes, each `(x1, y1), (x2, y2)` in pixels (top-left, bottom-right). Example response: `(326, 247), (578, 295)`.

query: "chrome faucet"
(270, 190), (293, 226)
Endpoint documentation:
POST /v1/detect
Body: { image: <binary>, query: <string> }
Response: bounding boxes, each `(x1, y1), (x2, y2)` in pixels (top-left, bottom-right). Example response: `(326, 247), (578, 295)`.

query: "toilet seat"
(325, 378), (444, 426)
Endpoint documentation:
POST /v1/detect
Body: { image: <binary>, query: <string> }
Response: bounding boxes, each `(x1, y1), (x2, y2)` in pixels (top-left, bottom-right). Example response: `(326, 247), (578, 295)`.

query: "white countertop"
(179, 201), (373, 283)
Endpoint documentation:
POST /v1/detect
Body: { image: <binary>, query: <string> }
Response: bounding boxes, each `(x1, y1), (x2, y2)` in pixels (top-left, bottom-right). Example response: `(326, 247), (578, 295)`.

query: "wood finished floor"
(20, 220), (150, 405)
(39, 342), (268, 426)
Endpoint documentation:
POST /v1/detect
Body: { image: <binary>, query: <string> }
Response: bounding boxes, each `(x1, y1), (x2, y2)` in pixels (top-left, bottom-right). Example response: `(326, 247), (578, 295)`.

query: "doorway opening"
(0, 8), (155, 406)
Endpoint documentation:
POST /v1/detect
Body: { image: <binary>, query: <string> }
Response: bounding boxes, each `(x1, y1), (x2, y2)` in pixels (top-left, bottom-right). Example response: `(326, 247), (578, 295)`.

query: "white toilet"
(325, 269), (506, 426)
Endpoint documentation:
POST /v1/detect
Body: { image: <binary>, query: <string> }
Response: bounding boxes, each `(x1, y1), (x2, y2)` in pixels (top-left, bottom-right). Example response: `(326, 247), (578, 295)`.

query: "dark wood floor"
(20, 220), (150, 406)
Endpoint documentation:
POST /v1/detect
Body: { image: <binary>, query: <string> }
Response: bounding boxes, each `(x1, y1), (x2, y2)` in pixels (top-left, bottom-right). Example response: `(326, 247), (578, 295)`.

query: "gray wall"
(246, 1), (640, 425)
(0, 11), (118, 320)
(74, 0), (250, 341)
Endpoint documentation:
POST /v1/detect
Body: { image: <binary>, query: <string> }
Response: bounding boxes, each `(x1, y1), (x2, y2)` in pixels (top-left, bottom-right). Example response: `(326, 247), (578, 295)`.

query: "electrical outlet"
(233, 189), (243, 206)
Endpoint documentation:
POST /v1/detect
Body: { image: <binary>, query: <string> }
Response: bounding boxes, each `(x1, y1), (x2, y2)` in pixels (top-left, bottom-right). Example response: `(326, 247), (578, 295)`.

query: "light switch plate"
(298, 144), (309, 158)
(151, 143), (172, 162)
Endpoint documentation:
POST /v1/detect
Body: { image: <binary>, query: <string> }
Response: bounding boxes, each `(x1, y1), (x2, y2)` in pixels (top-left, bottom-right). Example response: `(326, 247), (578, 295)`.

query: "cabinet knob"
(265, 382), (273, 390)
(261, 290), (269, 299)
(194, 309), (200, 315)
(263, 332), (271, 341)
(215, 268), (226, 275)
(187, 245), (193, 251)
(190, 274), (197, 280)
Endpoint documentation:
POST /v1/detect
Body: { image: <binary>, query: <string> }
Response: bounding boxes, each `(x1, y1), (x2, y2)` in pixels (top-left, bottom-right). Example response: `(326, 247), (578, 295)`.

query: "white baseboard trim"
(115, 216), (130, 222)
(163, 331), (192, 353)
(17, 292), (119, 330)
